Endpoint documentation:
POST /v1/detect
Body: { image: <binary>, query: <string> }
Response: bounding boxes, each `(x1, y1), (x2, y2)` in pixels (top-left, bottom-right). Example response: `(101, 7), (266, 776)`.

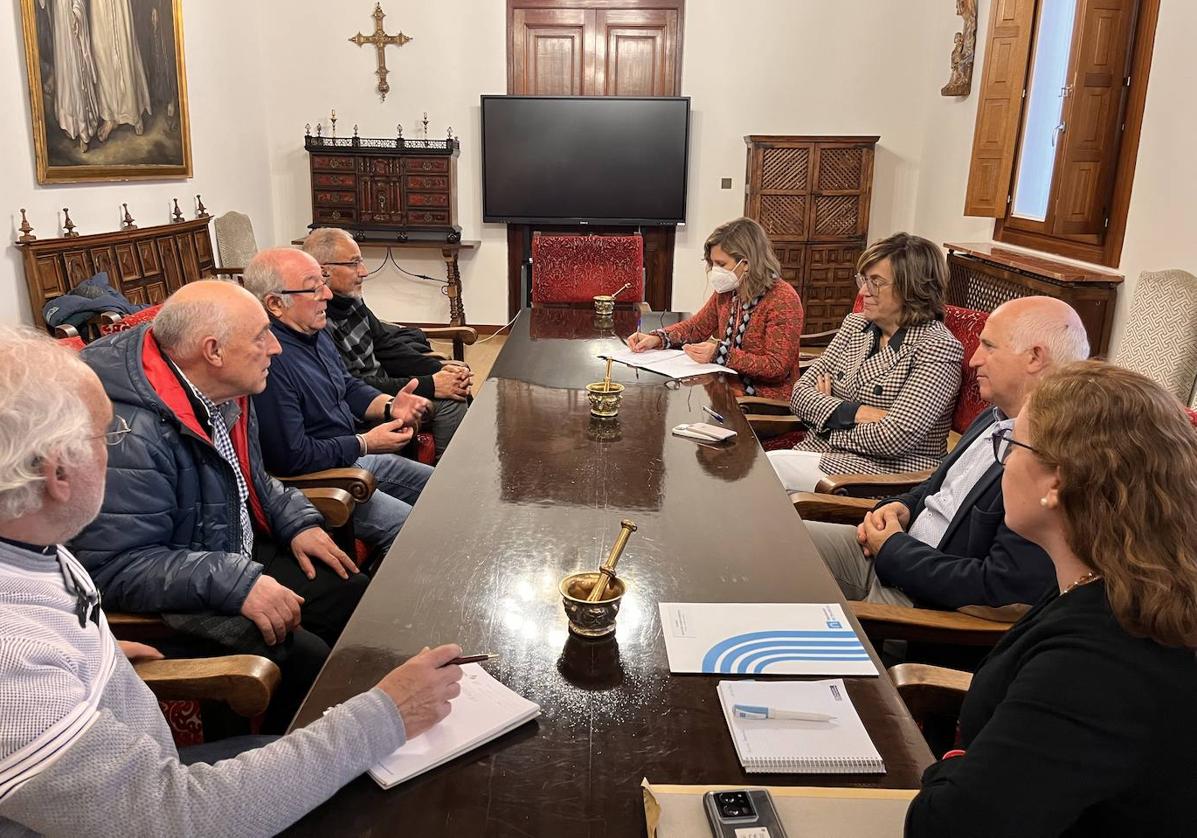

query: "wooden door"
(510, 8), (591, 95)
(506, 0), (685, 317)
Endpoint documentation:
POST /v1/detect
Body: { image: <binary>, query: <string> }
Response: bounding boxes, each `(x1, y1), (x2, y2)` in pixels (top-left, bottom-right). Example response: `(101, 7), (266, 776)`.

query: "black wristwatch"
(383, 398), (395, 422)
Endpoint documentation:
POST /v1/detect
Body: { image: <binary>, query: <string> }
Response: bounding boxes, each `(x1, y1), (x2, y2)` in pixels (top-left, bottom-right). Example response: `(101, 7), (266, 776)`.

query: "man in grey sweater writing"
(0, 326), (463, 836)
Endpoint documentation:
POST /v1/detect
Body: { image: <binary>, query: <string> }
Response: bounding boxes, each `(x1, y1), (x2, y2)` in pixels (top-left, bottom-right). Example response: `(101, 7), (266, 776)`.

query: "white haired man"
(0, 325), (463, 835)
(808, 296), (1091, 610)
(303, 227), (472, 457)
(71, 280), (380, 730)
(241, 248), (436, 556)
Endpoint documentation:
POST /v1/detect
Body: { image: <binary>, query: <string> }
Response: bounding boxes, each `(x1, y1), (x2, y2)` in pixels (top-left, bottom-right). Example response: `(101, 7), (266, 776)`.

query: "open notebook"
(369, 664), (541, 789)
(718, 679), (885, 774)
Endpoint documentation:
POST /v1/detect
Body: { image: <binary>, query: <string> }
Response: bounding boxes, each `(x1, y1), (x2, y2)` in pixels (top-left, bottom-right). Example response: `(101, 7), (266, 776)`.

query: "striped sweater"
(0, 540), (405, 837)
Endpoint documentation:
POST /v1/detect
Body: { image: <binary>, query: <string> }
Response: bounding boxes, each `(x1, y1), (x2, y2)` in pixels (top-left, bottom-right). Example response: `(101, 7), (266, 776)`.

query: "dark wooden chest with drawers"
(305, 134), (461, 242)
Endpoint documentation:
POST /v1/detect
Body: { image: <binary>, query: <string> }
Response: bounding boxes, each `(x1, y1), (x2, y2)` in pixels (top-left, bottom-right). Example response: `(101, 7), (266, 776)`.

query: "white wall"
(257, 0), (509, 327)
(0, 0), (276, 327)
(4, 0), (1191, 342)
(913, 0), (1197, 356)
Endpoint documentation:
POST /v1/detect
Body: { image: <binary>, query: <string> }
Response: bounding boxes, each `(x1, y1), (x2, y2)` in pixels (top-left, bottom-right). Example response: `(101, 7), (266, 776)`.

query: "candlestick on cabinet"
(62, 208), (78, 238)
(171, 198), (184, 223)
(17, 209), (35, 243)
(121, 204), (137, 230)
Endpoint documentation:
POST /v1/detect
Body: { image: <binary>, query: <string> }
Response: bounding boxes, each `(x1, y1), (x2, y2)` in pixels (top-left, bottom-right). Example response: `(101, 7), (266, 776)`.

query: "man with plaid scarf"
(303, 228), (471, 457)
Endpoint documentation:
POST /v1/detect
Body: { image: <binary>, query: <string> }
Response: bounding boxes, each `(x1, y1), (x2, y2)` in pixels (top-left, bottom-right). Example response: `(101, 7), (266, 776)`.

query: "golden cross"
(348, 3), (412, 102)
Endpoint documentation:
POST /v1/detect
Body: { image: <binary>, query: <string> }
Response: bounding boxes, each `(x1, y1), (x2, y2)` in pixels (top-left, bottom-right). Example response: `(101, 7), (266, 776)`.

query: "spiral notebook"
(717, 679), (885, 774)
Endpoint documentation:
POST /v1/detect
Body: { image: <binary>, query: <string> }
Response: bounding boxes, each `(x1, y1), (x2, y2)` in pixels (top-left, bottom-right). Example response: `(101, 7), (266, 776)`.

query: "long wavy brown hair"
(1025, 360), (1197, 648)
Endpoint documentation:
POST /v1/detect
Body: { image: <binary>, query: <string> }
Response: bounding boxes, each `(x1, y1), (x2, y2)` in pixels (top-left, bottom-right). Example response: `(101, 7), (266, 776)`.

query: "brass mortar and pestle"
(586, 357), (625, 418)
(593, 281), (632, 316)
(560, 519), (637, 638)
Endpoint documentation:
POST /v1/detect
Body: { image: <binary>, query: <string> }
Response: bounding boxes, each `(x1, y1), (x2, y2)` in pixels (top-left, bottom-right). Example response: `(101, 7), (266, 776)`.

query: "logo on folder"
(701, 629), (869, 674)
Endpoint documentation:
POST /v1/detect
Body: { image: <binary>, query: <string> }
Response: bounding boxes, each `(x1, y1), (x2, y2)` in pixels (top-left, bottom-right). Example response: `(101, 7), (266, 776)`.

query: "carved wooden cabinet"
(744, 135), (878, 333)
(305, 134), (461, 242)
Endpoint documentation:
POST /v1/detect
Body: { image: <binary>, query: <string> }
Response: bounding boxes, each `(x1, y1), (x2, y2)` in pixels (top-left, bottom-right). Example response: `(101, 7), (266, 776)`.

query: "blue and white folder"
(658, 603), (878, 677)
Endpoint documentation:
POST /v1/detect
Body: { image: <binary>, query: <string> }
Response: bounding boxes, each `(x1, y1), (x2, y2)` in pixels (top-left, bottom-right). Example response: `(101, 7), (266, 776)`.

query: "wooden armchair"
(416, 325), (478, 363)
(791, 492), (1021, 646)
(136, 654), (281, 719)
(889, 663), (972, 756)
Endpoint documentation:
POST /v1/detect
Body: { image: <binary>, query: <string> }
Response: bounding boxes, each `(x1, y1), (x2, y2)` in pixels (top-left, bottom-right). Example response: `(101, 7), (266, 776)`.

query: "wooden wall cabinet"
(744, 135), (878, 334)
(305, 135), (461, 243)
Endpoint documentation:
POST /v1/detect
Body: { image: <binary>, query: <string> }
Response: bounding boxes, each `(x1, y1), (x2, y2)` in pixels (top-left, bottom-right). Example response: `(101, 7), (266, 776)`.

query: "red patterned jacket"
(660, 279), (804, 400)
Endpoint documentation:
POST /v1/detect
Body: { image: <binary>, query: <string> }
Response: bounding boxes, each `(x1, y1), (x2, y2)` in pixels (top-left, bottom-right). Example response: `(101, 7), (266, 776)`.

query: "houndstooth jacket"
(788, 312), (963, 475)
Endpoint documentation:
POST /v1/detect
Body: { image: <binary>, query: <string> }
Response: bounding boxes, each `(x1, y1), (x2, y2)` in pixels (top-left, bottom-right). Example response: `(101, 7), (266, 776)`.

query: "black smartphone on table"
(703, 789), (789, 837)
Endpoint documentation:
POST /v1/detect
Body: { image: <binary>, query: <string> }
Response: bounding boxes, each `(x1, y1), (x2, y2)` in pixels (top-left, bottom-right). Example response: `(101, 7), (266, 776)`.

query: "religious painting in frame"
(20, 0), (192, 184)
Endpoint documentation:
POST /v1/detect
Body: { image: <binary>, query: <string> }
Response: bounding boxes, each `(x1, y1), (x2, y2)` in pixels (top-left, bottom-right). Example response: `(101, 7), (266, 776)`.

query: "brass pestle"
(586, 519), (637, 602)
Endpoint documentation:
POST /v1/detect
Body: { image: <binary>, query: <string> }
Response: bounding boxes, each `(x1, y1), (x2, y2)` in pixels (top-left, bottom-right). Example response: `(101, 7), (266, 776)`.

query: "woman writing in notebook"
(906, 361), (1197, 837)
(626, 217), (804, 401)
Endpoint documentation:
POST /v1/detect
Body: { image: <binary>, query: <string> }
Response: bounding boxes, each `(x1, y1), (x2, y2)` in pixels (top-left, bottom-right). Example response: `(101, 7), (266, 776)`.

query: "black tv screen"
(481, 95), (690, 225)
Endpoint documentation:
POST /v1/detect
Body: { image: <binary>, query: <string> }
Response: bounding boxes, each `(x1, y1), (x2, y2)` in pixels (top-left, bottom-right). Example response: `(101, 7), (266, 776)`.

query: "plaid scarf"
(715, 292), (765, 396)
(325, 296), (384, 379)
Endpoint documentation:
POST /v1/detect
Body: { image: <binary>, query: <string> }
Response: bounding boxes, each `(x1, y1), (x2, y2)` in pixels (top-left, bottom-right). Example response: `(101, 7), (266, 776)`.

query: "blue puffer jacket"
(71, 324), (323, 614)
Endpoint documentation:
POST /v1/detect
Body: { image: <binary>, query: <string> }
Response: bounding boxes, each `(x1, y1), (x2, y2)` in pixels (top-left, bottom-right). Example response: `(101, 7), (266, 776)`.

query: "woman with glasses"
(907, 361), (1197, 836)
(767, 232), (963, 492)
(627, 217), (804, 400)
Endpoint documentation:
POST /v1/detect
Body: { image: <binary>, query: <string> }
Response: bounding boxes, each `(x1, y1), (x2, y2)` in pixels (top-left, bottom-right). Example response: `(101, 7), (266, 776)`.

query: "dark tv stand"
(505, 223), (676, 317)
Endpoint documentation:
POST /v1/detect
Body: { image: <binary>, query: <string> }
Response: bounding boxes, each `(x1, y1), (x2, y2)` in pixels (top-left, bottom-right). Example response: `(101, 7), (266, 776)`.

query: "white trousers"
(766, 449), (829, 493)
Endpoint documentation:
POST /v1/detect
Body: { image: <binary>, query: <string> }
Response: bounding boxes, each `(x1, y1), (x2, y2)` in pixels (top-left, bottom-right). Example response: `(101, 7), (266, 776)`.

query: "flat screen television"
(481, 95), (690, 225)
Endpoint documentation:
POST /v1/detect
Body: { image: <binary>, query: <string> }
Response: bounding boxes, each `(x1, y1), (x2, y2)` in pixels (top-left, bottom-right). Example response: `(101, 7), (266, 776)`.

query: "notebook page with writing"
(369, 664), (541, 789)
(718, 679), (884, 774)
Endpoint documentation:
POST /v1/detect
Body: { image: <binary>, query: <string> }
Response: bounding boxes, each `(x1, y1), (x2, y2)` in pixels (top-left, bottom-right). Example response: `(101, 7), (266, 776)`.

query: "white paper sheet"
(658, 603), (878, 677)
(604, 347), (735, 380)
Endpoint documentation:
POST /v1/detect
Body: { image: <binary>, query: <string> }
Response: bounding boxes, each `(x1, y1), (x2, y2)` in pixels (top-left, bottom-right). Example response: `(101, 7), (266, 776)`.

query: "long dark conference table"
(286, 307), (933, 836)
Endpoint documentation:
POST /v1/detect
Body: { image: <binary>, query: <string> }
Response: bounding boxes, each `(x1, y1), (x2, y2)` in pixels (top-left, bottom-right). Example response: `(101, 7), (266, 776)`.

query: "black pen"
(702, 405), (726, 424)
(445, 653), (498, 666)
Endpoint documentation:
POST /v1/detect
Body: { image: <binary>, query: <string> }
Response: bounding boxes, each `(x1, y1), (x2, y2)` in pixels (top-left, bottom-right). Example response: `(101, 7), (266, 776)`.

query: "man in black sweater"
(805, 296), (1089, 609)
(302, 228), (471, 457)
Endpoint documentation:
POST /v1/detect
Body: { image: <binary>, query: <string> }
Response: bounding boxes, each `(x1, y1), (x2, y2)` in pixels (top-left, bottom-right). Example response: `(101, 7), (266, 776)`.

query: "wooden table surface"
(285, 307), (933, 837)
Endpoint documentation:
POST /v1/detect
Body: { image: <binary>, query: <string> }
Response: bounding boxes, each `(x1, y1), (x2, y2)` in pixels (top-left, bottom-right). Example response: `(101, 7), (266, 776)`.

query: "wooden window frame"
(967, 0), (1159, 268)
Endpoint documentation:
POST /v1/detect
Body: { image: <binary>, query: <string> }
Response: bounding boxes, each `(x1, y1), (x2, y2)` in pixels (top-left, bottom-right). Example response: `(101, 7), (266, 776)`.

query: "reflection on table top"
(285, 307), (932, 837)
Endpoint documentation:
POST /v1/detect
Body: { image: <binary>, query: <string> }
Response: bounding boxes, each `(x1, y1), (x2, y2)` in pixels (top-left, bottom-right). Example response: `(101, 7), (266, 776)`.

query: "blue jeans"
(353, 453), (434, 553)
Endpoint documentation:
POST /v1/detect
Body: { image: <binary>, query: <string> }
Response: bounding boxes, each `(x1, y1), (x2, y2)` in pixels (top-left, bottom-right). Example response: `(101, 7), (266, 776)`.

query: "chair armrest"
(135, 655), (281, 718)
(107, 612), (175, 642)
(888, 662), (972, 731)
(299, 487), (355, 528)
(814, 470), (935, 498)
(736, 396), (792, 415)
(421, 326), (478, 345)
(790, 492), (874, 524)
(850, 601), (1013, 645)
(800, 328), (839, 347)
(277, 467), (377, 502)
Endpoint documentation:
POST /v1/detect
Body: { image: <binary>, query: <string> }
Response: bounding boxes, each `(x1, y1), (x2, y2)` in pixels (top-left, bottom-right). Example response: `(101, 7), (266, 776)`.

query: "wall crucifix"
(349, 3), (413, 102)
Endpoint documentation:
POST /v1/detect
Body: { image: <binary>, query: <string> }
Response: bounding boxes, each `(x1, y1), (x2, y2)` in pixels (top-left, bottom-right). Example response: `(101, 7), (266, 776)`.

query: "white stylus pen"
(733, 704), (837, 722)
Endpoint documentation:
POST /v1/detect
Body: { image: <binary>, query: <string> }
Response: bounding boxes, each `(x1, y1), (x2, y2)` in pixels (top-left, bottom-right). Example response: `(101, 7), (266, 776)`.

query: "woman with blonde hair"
(768, 232), (963, 492)
(627, 217), (804, 400)
(907, 360), (1197, 837)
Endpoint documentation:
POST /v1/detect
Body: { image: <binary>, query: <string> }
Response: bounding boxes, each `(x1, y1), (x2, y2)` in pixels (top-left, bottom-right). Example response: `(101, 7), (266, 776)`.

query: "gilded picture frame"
(20, 0), (192, 184)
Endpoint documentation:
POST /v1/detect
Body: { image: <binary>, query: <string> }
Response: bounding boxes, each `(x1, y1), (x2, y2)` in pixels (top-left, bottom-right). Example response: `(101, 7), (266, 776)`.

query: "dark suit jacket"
(872, 410), (1055, 609)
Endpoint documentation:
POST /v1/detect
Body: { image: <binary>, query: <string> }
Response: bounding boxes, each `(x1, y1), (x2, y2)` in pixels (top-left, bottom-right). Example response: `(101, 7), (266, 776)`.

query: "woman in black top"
(906, 361), (1197, 838)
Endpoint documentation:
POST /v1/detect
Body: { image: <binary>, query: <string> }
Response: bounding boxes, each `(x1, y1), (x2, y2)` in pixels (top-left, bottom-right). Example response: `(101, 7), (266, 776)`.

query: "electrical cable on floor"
(473, 309), (522, 344)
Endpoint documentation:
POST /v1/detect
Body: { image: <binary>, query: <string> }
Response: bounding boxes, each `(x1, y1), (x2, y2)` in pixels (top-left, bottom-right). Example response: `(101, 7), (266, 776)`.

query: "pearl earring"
(1040, 497), (1048, 507)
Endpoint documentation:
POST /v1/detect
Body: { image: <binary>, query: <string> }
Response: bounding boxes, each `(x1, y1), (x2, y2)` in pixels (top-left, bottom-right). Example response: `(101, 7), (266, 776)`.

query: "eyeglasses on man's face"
(855, 273), (892, 296)
(991, 426), (1038, 465)
(94, 414), (132, 447)
(275, 273), (330, 298)
(322, 257), (366, 270)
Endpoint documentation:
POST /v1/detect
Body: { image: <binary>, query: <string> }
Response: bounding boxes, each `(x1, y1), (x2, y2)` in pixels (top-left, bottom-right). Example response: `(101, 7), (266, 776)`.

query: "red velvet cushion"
(1186, 407), (1197, 428)
(944, 305), (990, 433)
(531, 235), (644, 304)
(57, 335), (86, 352)
(99, 303), (162, 336)
(415, 431), (436, 465)
(158, 699), (204, 747)
(761, 429), (807, 451)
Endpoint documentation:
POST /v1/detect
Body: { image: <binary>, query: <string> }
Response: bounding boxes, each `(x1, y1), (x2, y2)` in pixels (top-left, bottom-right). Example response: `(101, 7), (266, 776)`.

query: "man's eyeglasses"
(275, 275), (330, 298)
(991, 426), (1038, 465)
(95, 415), (132, 447)
(322, 257), (366, 270)
(855, 273), (892, 296)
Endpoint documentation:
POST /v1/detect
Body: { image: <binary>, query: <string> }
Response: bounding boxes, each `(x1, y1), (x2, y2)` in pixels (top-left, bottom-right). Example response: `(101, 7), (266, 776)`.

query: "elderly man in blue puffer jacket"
(72, 279), (370, 730)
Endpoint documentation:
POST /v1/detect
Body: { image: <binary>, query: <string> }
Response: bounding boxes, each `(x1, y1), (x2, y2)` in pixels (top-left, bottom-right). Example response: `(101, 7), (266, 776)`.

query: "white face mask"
(708, 259), (745, 293)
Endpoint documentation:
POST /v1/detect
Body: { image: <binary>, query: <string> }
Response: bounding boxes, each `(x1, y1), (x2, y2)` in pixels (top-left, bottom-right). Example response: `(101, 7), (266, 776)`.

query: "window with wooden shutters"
(963, 0), (1159, 268)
